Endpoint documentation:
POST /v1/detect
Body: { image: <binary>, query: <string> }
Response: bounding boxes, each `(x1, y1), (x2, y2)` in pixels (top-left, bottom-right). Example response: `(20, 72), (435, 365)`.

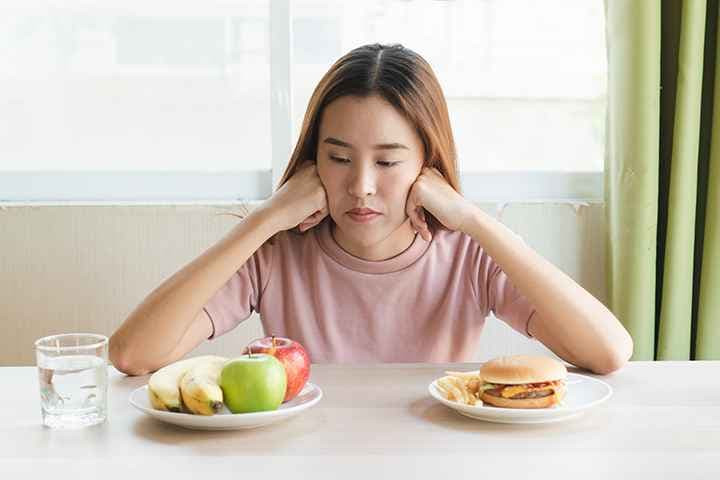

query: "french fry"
(436, 383), (450, 397)
(436, 370), (483, 406)
(467, 378), (480, 395)
(438, 377), (465, 403)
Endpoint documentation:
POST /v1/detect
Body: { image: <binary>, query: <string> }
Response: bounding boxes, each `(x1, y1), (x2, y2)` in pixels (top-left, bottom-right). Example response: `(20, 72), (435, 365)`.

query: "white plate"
(428, 373), (612, 424)
(129, 382), (323, 430)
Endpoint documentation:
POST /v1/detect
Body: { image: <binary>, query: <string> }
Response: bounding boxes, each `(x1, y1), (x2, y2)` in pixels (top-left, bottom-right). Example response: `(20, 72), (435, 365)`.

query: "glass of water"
(35, 333), (109, 429)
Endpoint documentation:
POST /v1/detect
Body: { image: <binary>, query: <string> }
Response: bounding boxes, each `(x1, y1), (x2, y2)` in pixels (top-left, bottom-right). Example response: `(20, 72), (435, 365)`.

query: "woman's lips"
(347, 211), (382, 223)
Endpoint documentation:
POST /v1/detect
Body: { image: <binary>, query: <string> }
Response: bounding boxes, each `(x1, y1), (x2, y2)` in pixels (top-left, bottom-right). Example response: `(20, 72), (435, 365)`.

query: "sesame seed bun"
(480, 355), (567, 385)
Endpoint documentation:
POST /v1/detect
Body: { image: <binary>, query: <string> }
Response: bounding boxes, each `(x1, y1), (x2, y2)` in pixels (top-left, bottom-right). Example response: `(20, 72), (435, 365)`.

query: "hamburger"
(478, 355), (567, 409)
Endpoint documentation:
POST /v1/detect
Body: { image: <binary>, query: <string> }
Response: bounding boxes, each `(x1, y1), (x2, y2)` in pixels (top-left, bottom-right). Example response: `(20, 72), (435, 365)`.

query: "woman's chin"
(335, 219), (383, 241)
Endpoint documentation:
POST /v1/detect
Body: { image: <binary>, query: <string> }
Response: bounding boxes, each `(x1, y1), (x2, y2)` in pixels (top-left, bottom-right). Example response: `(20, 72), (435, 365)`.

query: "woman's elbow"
(593, 332), (634, 375)
(109, 335), (151, 376)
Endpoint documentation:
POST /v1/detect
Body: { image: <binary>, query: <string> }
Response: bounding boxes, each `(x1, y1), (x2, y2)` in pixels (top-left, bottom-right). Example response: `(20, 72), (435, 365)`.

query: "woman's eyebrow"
(322, 137), (409, 150)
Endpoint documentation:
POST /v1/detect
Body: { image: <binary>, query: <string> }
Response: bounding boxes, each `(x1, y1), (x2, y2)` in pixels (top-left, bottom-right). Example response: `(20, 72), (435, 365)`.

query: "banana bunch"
(179, 357), (229, 415)
(147, 355), (227, 414)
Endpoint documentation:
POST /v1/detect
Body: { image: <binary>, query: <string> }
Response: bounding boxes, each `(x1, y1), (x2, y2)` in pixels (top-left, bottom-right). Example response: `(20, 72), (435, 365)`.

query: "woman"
(110, 43), (633, 375)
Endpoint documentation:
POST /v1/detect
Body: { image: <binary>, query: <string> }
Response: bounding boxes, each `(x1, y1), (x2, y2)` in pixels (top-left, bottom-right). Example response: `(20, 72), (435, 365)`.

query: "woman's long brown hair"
(277, 43), (460, 234)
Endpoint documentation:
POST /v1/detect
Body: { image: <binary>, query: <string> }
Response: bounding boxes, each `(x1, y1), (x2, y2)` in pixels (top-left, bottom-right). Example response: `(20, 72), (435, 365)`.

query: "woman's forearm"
(109, 207), (280, 374)
(459, 205), (633, 374)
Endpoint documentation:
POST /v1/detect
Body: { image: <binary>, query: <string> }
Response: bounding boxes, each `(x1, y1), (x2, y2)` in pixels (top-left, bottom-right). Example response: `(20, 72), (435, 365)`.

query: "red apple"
(243, 336), (310, 402)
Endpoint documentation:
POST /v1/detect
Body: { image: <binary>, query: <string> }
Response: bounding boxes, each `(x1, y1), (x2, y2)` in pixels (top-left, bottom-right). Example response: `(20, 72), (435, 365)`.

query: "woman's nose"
(347, 165), (376, 197)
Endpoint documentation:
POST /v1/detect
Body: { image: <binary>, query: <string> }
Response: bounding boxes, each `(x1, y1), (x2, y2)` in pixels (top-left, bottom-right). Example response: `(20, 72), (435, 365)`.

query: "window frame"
(0, 0), (603, 204)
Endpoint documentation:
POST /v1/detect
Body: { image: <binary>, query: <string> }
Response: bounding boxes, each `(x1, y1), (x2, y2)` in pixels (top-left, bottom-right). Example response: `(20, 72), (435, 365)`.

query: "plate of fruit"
(129, 336), (323, 430)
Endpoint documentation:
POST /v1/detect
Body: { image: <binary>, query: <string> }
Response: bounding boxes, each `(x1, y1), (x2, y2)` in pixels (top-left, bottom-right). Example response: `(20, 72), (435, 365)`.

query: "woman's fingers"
(298, 207), (329, 232)
(308, 206), (328, 224)
(406, 203), (430, 241)
(416, 208), (431, 241)
(418, 207), (427, 225)
(409, 205), (430, 241)
(406, 192), (426, 237)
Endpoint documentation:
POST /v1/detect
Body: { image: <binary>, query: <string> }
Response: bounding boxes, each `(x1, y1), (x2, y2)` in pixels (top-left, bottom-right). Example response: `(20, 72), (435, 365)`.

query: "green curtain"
(605, 0), (720, 360)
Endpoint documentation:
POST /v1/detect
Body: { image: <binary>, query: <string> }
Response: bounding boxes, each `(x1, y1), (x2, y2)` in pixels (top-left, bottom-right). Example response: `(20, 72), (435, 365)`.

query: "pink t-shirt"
(203, 219), (536, 363)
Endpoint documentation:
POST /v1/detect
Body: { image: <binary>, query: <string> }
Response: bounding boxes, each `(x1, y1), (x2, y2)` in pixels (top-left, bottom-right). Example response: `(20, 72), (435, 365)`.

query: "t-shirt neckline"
(314, 219), (431, 274)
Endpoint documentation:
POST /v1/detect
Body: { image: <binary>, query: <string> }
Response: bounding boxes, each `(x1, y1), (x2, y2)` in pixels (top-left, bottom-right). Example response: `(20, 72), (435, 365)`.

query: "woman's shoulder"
(424, 228), (484, 269)
(432, 225), (526, 252)
(430, 226), (522, 269)
(431, 227), (478, 252)
(262, 225), (321, 258)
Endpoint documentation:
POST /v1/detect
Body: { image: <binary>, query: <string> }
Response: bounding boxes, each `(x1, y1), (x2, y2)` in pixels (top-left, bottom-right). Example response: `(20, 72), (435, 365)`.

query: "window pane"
(0, 1), (271, 172)
(291, 0), (606, 172)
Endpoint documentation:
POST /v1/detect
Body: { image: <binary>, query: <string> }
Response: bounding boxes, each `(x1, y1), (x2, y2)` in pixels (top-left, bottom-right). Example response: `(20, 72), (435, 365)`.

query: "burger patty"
(483, 381), (563, 400)
(510, 390), (553, 399)
(484, 387), (553, 399)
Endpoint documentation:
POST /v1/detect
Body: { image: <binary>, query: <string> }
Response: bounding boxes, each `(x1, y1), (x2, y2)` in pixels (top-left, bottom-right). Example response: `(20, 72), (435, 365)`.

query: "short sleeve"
(203, 238), (275, 340)
(472, 242), (536, 339)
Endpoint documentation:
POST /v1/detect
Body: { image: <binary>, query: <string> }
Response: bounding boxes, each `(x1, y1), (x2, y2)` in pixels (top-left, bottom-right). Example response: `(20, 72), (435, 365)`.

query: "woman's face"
(316, 94), (425, 259)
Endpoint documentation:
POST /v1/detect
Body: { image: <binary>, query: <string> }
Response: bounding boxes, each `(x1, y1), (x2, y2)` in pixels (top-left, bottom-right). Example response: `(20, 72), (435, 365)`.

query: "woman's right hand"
(260, 161), (329, 233)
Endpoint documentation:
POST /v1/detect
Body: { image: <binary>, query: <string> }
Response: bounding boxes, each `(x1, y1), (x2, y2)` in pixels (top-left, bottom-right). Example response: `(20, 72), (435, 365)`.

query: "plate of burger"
(428, 355), (612, 424)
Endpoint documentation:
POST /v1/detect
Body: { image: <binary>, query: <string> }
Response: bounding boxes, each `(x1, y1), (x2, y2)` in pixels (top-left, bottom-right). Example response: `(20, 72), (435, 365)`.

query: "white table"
(1, 361), (719, 478)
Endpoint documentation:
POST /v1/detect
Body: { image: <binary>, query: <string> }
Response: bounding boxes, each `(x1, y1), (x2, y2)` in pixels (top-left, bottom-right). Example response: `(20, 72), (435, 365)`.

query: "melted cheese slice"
(500, 384), (555, 399)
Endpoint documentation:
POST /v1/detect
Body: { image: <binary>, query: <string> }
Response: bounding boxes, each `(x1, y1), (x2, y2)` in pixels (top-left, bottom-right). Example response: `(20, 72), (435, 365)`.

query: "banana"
(179, 357), (228, 415)
(147, 355), (227, 412)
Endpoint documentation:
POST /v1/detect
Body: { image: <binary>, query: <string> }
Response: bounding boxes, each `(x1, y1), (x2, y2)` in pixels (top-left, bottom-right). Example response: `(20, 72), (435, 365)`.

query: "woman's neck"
(330, 219), (418, 261)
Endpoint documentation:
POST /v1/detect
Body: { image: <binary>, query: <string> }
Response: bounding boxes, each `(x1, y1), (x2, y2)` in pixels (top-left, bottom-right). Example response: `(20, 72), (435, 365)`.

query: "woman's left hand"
(406, 167), (474, 241)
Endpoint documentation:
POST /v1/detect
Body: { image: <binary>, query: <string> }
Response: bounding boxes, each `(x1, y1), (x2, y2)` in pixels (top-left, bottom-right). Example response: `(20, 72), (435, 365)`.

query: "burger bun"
(480, 355), (567, 385)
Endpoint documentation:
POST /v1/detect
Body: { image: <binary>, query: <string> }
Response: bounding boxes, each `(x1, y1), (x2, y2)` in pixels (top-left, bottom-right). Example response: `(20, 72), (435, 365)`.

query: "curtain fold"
(605, 0), (660, 360)
(605, 0), (720, 360)
(657, 0), (706, 359)
(696, 4), (720, 359)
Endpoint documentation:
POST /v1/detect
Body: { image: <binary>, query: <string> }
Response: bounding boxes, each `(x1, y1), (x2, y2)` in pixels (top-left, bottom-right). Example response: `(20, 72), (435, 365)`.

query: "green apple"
(219, 353), (287, 413)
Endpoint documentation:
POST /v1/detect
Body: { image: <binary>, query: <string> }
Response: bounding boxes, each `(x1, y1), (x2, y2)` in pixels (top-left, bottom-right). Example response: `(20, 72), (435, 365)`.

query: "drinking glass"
(35, 333), (109, 429)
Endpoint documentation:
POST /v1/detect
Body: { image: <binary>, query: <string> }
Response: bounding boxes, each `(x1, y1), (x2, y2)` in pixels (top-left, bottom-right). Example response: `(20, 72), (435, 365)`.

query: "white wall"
(0, 201), (605, 366)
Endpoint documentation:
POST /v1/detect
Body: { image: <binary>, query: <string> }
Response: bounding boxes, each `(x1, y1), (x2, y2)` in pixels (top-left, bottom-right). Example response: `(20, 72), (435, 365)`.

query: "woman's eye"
(377, 161), (399, 167)
(329, 155), (398, 167)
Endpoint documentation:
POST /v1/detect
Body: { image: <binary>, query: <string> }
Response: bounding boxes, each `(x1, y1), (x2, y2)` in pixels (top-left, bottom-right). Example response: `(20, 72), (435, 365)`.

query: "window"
(0, 0), (605, 202)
